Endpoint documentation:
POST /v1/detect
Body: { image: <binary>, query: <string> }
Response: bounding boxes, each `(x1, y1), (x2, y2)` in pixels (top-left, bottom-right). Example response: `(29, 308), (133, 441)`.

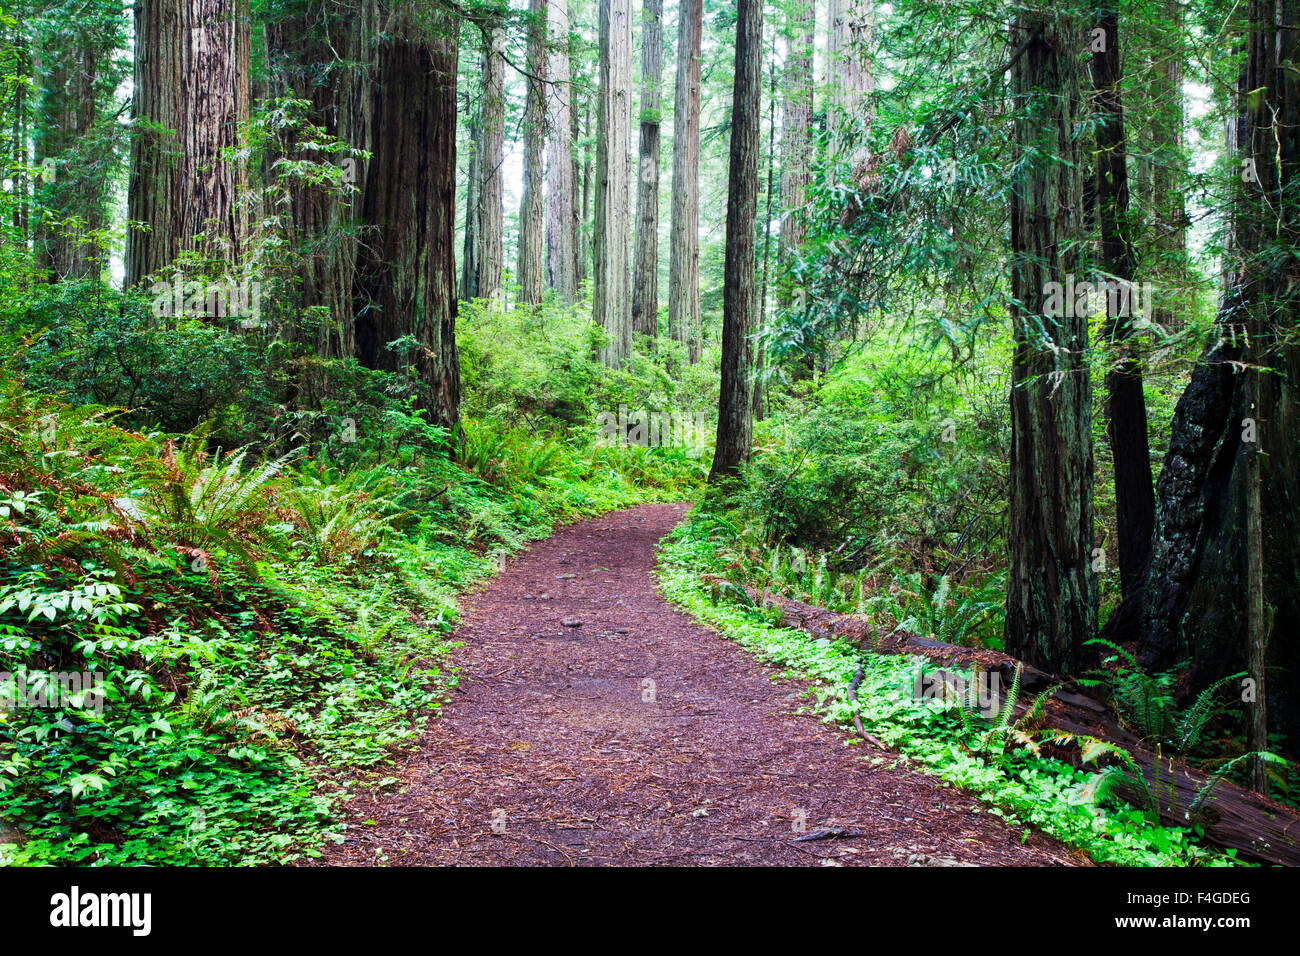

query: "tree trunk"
(1144, 0), (1300, 760)
(709, 0), (762, 483)
(7, 12), (31, 244)
(1146, 0), (1188, 331)
(475, 23), (505, 306)
(1003, 12), (1097, 675)
(755, 41), (777, 423)
(264, 1), (375, 377)
(575, 71), (588, 288)
(517, 0), (548, 308)
(353, 4), (461, 434)
(667, 0), (702, 360)
(545, 0), (576, 303)
(461, 100), (480, 301)
(34, 12), (117, 282)
(1091, 3), (1154, 638)
(777, 0), (814, 315)
(594, 0), (632, 367)
(126, 0), (250, 286)
(1245, 339), (1267, 793)
(826, 0), (872, 152)
(630, 0), (663, 340)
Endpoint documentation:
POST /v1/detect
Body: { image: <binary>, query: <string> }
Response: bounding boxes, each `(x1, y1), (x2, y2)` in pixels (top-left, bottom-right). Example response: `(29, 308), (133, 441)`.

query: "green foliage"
(1082, 638), (1242, 755)
(0, 334), (703, 863)
(658, 517), (1238, 866)
(890, 572), (1004, 648)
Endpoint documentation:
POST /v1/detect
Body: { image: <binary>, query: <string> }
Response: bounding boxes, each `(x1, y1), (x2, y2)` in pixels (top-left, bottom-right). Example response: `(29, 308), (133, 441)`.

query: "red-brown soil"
(316, 502), (1085, 866)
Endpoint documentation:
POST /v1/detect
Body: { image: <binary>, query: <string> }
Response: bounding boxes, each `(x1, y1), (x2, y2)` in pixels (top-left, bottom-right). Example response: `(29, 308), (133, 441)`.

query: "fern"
(1189, 751), (1290, 815)
(1174, 673), (1242, 753)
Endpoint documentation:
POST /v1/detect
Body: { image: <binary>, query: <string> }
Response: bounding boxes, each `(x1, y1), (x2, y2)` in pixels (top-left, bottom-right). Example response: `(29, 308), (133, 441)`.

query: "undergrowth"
(0, 370), (699, 865)
(655, 513), (1242, 867)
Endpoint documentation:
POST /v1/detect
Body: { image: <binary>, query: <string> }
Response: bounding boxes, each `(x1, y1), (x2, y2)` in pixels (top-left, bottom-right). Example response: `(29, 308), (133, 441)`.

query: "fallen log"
(703, 575), (1300, 866)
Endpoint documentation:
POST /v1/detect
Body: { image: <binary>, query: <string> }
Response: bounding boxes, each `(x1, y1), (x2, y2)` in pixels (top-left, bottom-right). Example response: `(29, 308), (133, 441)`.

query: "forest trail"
(320, 503), (1084, 866)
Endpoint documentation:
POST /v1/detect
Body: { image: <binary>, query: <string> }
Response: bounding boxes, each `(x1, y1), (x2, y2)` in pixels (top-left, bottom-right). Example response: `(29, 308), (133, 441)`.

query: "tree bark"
(545, 0), (576, 303)
(575, 70), (588, 288)
(517, 0), (548, 308)
(1144, 0), (1300, 760)
(1091, 3), (1154, 637)
(755, 41), (777, 423)
(630, 0), (663, 340)
(353, 3), (461, 434)
(34, 10), (118, 282)
(667, 0), (702, 359)
(709, 0), (762, 483)
(1147, 0), (1188, 331)
(777, 0), (814, 315)
(1003, 12), (1097, 675)
(264, 1), (376, 376)
(461, 100), (480, 301)
(826, 0), (872, 152)
(126, 0), (250, 286)
(594, 0), (632, 366)
(475, 22), (505, 306)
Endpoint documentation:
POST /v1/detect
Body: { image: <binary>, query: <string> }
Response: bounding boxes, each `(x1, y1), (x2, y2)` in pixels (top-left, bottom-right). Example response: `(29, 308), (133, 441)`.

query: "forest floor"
(316, 502), (1086, 866)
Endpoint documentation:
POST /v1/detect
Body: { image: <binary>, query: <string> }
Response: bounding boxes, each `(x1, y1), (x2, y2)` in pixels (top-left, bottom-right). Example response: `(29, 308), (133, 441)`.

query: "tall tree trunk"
(578, 93), (590, 287)
(755, 35), (777, 423)
(594, 0), (632, 366)
(126, 0), (250, 286)
(1144, 0), (1300, 762)
(1091, 3), (1154, 640)
(475, 23), (505, 306)
(7, 11), (31, 245)
(1147, 0), (1188, 331)
(353, 3), (461, 433)
(667, 0), (702, 360)
(34, 11), (118, 282)
(461, 101), (480, 300)
(630, 0), (663, 340)
(1245, 337), (1267, 792)
(264, 2), (375, 377)
(517, 0), (548, 308)
(545, 0), (576, 303)
(826, 0), (872, 152)
(1003, 12), (1097, 675)
(778, 0), (814, 315)
(709, 0), (762, 482)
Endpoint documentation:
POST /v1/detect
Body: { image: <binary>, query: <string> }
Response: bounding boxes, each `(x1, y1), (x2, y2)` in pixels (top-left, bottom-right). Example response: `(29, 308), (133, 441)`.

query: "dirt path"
(320, 503), (1084, 866)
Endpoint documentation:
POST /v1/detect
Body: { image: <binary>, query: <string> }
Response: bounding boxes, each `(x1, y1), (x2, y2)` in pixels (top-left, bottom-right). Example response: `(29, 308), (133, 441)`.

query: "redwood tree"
(778, 0), (814, 314)
(353, 2), (460, 432)
(545, 0), (576, 302)
(33, 1), (123, 282)
(1092, 1), (1155, 638)
(474, 20), (505, 305)
(593, 0), (632, 367)
(1003, 11), (1097, 674)
(667, 0), (702, 360)
(709, 0), (762, 482)
(630, 0), (663, 340)
(1142, 0), (1300, 762)
(126, 0), (250, 285)
(516, 0), (547, 308)
(264, 0), (377, 375)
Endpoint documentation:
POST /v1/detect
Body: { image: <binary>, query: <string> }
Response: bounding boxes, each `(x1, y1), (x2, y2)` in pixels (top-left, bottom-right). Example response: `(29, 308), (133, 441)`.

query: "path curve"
(320, 503), (1084, 866)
